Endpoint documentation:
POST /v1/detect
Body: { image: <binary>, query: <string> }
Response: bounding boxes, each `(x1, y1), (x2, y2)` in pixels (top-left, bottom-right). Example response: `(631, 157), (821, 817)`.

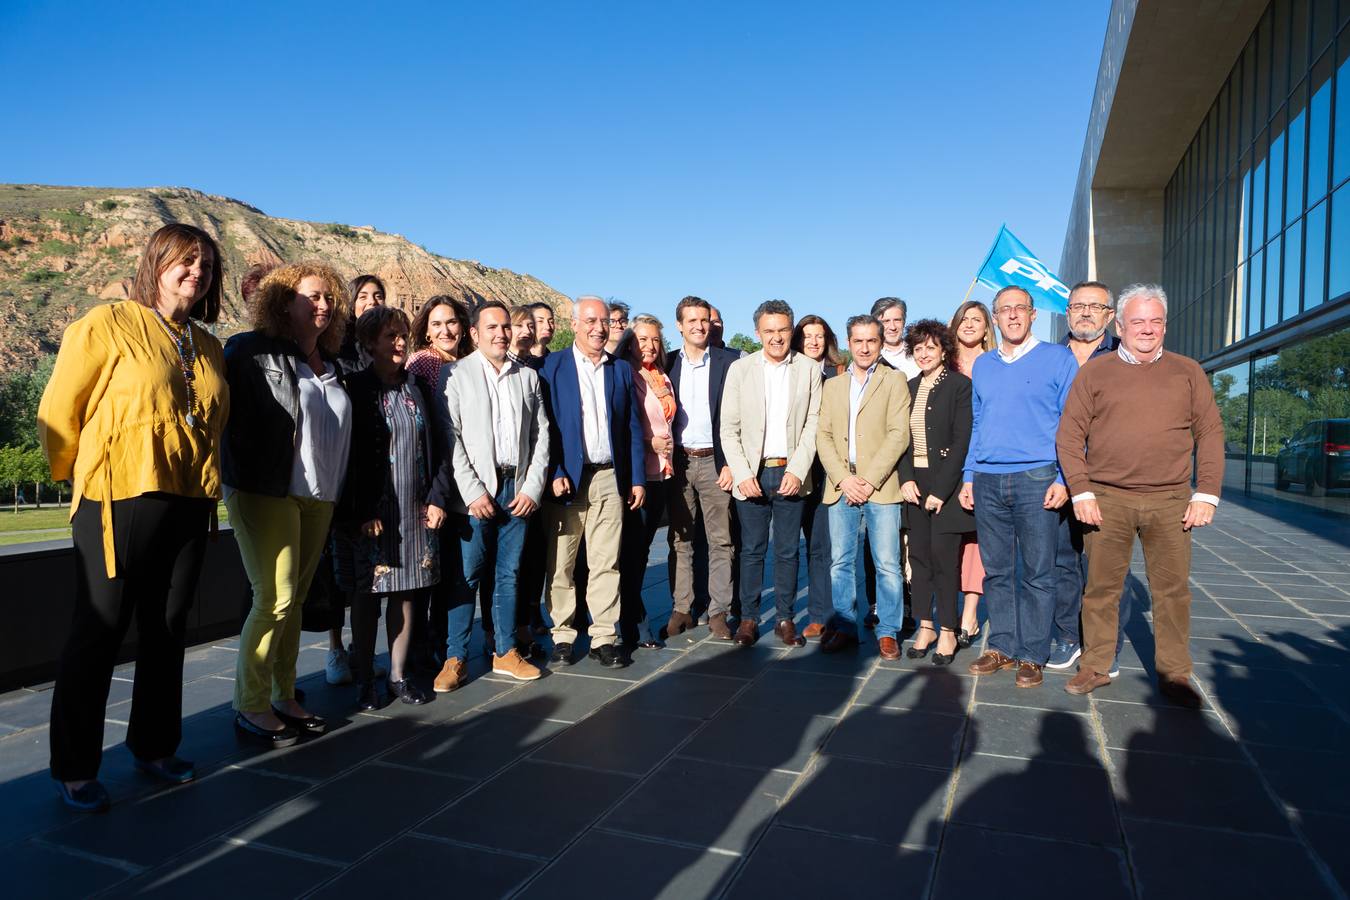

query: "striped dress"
(361, 379), (440, 594)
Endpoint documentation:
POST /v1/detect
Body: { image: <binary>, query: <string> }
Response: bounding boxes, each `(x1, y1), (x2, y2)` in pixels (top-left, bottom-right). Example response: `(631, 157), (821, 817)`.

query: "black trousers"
(51, 493), (212, 781)
(907, 469), (962, 631)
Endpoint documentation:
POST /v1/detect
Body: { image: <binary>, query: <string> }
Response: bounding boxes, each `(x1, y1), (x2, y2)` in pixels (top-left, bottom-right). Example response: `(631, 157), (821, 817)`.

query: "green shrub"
(22, 269), (62, 284)
(324, 223), (359, 239)
(99, 199), (118, 211)
(39, 240), (78, 257)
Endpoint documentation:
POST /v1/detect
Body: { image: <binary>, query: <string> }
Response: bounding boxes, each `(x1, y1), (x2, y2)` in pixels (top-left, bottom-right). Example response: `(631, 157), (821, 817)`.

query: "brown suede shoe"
(1159, 676), (1202, 709)
(967, 650), (1016, 676)
(801, 622), (825, 639)
(878, 636), (901, 660)
(820, 630), (858, 654)
(666, 610), (695, 637)
(432, 657), (467, 693)
(1065, 668), (1111, 695)
(1015, 661), (1044, 688)
(708, 613), (733, 641)
(733, 619), (759, 647)
(775, 620), (805, 647)
(492, 648), (541, 681)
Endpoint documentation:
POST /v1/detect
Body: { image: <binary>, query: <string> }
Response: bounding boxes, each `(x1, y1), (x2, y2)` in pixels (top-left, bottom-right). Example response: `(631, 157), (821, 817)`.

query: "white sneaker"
(325, 648), (353, 685)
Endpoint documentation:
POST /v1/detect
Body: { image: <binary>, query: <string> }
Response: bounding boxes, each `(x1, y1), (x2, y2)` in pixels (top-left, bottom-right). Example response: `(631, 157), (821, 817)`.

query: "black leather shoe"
(388, 678), (428, 705)
(588, 644), (626, 668)
(234, 714), (299, 748)
(357, 681), (380, 711)
(54, 779), (111, 813)
(272, 706), (327, 735)
(550, 642), (574, 666)
(133, 755), (196, 784)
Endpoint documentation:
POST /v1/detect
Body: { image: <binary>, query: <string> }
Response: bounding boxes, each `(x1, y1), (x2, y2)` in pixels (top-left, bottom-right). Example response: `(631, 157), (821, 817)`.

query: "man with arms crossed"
(960, 286), (1078, 688)
(720, 300), (822, 647)
(1057, 284), (1221, 708)
(437, 302), (550, 690)
(816, 315), (911, 656)
(540, 297), (646, 668)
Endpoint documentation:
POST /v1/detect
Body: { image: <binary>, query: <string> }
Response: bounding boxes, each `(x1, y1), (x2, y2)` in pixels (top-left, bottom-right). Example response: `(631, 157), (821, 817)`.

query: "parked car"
(1275, 418), (1350, 497)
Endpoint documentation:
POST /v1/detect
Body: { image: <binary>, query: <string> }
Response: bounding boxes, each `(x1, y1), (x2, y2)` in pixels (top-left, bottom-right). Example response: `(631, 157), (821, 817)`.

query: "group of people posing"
(36, 223), (1223, 813)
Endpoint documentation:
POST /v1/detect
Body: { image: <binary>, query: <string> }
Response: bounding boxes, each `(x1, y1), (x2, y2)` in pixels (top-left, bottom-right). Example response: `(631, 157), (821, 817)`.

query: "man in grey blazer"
(435, 301), (551, 691)
(720, 300), (823, 647)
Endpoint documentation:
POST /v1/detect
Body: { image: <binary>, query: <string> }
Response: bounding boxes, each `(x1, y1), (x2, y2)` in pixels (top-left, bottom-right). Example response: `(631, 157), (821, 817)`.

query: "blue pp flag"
(975, 225), (1070, 314)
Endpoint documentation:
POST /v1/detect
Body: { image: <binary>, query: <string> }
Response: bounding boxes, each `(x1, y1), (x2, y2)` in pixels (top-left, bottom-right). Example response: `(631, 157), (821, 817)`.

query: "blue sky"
(2, 0), (1108, 337)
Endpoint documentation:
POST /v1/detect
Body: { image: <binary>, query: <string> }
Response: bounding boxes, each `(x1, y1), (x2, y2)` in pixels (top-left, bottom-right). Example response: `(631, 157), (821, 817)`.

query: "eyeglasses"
(994, 304), (1033, 317)
(1066, 303), (1111, 314)
(610, 317), (629, 326)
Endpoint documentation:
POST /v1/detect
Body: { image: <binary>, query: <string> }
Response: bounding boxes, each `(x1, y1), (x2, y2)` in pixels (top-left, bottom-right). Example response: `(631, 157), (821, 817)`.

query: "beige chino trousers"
(545, 468), (625, 647)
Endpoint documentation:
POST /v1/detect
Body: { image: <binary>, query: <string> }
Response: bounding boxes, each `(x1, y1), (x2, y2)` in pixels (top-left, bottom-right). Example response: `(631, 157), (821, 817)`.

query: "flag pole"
(964, 225), (1005, 304)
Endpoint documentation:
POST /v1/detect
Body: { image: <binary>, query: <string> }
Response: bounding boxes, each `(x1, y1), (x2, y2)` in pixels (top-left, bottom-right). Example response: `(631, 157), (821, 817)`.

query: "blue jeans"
(736, 466), (806, 622)
(1053, 509), (1083, 643)
(972, 466), (1060, 664)
(801, 483), (832, 624)
(827, 500), (902, 639)
(446, 475), (529, 660)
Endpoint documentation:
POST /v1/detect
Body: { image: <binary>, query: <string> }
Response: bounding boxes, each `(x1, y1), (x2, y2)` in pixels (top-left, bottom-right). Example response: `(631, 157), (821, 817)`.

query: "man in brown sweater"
(1055, 284), (1223, 708)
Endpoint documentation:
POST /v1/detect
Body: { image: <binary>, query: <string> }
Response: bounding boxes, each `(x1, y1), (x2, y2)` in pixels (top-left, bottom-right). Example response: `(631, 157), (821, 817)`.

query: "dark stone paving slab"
(1123, 819), (1338, 900)
(4, 505), (1350, 898)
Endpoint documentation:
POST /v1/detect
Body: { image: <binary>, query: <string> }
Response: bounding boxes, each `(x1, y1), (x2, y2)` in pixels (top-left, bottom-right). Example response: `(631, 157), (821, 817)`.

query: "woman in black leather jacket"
(223, 263), (353, 747)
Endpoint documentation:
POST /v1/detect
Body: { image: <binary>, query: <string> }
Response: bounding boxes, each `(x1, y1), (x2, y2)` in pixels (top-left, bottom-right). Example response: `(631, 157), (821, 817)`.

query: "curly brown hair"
(903, 317), (956, 366)
(250, 262), (351, 355)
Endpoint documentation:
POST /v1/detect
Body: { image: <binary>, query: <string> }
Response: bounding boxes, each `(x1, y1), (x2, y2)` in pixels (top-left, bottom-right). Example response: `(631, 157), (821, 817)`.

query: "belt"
(762, 457), (788, 468)
(583, 461), (614, 471)
(848, 462), (857, 474)
(496, 465), (515, 478)
(678, 447), (715, 458)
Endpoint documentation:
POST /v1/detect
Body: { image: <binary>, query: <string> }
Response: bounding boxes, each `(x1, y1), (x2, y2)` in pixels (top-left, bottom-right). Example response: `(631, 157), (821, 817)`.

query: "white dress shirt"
(762, 354), (792, 458)
(996, 334), (1041, 364)
(573, 345), (612, 465)
(846, 363), (877, 466)
(881, 345), (921, 379)
(478, 352), (521, 468)
(674, 347), (714, 448)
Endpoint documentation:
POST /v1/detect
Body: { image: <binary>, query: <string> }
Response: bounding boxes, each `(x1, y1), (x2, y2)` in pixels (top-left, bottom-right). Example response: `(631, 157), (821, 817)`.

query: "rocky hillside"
(0, 184), (570, 374)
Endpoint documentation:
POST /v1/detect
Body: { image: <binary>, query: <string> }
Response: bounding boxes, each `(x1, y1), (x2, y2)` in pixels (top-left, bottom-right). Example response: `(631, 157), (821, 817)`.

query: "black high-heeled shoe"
(906, 624), (937, 659)
(932, 629), (959, 666)
(956, 625), (981, 649)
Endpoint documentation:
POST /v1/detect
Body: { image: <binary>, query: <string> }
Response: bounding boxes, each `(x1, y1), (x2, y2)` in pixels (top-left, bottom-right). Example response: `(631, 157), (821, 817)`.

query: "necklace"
(152, 310), (201, 429)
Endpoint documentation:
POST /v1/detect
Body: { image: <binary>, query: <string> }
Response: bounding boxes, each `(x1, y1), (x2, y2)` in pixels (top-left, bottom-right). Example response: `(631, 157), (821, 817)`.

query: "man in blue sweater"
(959, 286), (1078, 688)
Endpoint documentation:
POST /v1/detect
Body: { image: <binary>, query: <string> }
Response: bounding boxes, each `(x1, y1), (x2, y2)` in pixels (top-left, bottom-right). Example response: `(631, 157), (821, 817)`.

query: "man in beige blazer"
(816, 314), (911, 658)
(719, 300), (823, 647)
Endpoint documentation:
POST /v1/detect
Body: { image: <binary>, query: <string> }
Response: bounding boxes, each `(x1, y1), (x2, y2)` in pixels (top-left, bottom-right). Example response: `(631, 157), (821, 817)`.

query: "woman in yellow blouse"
(38, 223), (229, 812)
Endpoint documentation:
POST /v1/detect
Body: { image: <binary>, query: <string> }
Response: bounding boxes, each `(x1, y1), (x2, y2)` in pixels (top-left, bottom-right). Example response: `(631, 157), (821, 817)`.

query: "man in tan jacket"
(720, 300), (823, 647)
(816, 314), (911, 657)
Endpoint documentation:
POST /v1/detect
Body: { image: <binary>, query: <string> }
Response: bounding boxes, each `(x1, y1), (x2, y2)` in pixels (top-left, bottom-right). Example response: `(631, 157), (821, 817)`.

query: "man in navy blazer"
(540, 296), (646, 668)
(664, 296), (743, 640)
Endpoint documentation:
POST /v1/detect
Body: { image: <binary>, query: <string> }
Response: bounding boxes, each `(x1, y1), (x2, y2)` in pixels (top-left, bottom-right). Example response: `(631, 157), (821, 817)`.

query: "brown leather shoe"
(967, 650), (1016, 676)
(665, 610), (695, 637)
(1159, 676), (1202, 709)
(432, 657), (467, 693)
(708, 613), (733, 641)
(1065, 668), (1111, 695)
(878, 636), (901, 660)
(801, 622), (825, 639)
(820, 630), (858, 654)
(1015, 661), (1044, 688)
(775, 620), (805, 647)
(733, 618), (758, 646)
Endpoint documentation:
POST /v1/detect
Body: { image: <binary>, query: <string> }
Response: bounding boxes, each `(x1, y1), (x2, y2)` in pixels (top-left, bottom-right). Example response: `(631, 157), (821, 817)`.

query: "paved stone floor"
(2, 497), (1349, 899)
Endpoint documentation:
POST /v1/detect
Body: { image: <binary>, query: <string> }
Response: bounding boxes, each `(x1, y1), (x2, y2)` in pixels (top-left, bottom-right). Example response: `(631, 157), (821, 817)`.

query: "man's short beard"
(1070, 324), (1107, 342)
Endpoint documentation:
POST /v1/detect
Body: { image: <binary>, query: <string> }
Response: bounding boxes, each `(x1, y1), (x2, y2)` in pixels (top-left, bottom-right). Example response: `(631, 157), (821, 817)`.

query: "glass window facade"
(1165, 0), (1350, 516)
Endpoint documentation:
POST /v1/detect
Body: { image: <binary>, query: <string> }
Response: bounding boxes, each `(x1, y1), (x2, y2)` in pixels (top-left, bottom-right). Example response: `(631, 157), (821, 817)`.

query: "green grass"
(39, 239), (78, 256)
(0, 502), (230, 547)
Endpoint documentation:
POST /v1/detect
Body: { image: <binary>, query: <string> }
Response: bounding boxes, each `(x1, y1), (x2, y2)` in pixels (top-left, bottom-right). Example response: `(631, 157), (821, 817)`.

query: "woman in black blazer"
(897, 319), (974, 665)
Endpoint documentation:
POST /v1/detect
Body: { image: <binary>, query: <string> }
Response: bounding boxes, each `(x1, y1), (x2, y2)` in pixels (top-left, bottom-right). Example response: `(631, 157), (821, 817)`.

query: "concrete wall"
(1089, 187), (1164, 290)
(0, 529), (252, 692)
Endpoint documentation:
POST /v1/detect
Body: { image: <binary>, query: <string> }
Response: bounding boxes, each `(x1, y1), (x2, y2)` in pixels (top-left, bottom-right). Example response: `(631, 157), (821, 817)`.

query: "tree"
(0, 355), (54, 449)
(0, 446), (23, 512)
(549, 321), (575, 352)
(727, 333), (762, 354)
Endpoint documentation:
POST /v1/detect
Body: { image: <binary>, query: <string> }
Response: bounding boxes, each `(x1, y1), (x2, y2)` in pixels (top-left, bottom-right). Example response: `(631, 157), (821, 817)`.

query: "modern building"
(1061, 0), (1350, 517)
